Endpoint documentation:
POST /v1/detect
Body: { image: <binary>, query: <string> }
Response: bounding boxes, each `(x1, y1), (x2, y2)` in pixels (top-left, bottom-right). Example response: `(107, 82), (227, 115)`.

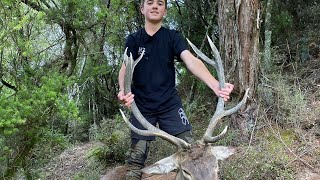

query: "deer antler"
(187, 36), (249, 144)
(120, 48), (191, 149)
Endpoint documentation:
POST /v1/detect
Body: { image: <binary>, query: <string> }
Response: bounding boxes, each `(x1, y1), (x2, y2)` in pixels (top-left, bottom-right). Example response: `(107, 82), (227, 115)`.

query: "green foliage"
(258, 72), (308, 128)
(87, 115), (130, 164)
(274, 78), (306, 127)
(26, 131), (69, 178)
(271, 10), (293, 42)
(72, 159), (105, 180)
(0, 72), (79, 177)
(0, 0), (317, 178)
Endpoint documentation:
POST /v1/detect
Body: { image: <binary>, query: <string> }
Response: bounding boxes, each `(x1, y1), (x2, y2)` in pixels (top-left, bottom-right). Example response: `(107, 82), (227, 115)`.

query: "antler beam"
(120, 48), (191, 149)
(187, 36), (249, 144)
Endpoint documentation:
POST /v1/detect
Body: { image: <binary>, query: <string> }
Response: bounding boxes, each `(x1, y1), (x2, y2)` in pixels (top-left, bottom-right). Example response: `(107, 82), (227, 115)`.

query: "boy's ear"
(140, 5), (145, 15)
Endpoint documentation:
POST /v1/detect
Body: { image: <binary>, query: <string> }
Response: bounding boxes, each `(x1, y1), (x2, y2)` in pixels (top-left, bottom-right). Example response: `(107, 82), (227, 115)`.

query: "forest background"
(0, 0), (319, 179)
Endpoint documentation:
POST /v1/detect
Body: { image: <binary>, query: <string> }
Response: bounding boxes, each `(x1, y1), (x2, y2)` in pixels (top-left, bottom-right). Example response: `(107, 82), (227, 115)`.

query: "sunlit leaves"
(0, 72), (79, 173)
(0, 0), (144, 177)
(0, 72), (79, 134)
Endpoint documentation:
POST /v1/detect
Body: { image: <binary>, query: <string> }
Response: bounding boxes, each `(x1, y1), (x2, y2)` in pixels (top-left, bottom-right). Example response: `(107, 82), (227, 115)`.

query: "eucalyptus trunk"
(263, 0), (273, 72)
(218, 0), (260, 136)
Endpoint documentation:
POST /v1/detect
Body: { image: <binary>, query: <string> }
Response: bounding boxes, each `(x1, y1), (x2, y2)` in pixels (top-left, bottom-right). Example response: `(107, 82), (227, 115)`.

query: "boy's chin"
(147, 18), (164, 24)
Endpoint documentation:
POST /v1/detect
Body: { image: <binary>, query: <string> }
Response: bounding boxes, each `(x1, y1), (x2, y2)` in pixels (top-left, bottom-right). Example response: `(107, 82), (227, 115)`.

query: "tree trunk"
(263, 0), (273, 72)
(218, 0), (260, 137)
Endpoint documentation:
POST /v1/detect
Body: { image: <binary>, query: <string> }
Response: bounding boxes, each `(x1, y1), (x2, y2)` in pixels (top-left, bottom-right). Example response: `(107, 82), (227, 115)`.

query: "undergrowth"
(219, 49), (319, 179)
(72, 159), (105, 180)
(82, 49), (320, 179)
(88, 114), (130, 165)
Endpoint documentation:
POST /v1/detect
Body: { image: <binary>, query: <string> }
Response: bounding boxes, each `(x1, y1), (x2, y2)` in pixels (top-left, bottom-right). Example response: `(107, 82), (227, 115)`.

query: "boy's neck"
(144, 21), (162, 36)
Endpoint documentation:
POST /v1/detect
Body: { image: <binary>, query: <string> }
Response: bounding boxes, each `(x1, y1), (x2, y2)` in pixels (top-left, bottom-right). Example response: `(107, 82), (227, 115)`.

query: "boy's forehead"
(142, 0), (167, 4)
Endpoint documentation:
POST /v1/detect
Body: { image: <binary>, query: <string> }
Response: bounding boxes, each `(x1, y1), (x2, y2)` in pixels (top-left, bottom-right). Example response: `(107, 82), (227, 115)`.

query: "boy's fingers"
(220, 95), (230, 101)
(125, 98), (134, 107)
(226, 83), (234, 89)
(127, 94), (134, 101)
(219, 91), (230, 97)
(218, 92), (230, 101)
(221, 88), (232, 93)
(122, 94), (134, 107)
(122, 93), (134, 101)
(124, 92), (132, 99)
(220, 94), (229, 99)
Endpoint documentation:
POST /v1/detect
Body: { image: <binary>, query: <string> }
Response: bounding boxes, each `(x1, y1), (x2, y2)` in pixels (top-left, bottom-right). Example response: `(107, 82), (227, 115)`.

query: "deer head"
(118, 36), (249, 180)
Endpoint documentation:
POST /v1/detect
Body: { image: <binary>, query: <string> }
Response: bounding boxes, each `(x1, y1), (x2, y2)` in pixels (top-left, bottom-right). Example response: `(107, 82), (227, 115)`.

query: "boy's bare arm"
(180, 50), (233, 101)
(118, 63), (135, 107)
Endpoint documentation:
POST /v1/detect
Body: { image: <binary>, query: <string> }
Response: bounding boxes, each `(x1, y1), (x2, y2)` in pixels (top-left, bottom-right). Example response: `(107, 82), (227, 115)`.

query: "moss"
(220, 129), (297, 180)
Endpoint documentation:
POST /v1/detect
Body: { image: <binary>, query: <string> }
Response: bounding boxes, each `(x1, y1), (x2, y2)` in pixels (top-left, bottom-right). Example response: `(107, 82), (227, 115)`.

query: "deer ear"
(210, 146), (236, 161)
(142, 153), (179, 174)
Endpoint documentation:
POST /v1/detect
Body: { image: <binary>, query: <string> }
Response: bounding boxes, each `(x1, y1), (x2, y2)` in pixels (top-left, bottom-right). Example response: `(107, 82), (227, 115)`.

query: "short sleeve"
(173, 31), (188, 61)
(124, 35), (136, 59)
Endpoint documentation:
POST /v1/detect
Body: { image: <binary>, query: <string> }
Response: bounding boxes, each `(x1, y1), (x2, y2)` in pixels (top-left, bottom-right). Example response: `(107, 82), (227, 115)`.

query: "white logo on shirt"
(138, 47), (146, 56)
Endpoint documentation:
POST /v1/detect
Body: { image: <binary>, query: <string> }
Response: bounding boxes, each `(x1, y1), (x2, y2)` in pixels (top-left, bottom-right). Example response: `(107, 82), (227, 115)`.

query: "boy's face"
(141, 0), (167, 24)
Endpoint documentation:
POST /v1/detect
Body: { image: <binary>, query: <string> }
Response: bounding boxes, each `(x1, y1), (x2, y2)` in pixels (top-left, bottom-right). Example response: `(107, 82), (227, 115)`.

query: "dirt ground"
(41, 141), (104, 180)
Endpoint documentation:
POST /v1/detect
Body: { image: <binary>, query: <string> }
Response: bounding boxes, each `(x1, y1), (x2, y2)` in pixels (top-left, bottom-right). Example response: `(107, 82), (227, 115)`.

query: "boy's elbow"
(187, 57), (204, 71)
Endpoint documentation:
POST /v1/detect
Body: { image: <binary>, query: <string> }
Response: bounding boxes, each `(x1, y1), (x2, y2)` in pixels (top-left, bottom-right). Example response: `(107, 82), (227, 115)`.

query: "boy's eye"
(146, 0), (164, 6)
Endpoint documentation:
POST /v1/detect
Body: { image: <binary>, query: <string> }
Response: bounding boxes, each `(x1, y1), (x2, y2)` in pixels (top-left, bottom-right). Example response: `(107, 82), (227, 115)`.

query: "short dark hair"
(140, 0), (167, 8)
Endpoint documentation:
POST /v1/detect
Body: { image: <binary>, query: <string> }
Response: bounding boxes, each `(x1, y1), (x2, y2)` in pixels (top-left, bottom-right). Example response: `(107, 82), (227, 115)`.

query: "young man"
(117, 0), (234, 179)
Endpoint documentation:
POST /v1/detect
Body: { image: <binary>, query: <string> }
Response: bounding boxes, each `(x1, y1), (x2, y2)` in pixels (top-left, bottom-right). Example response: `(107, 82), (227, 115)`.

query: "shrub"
(88, 114), (130, 164)
(220, 129), (296, 180)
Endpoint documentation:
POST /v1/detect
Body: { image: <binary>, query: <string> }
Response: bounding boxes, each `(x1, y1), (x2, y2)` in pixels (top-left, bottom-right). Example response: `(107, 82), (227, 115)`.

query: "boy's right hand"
(117, 90), (135, 108)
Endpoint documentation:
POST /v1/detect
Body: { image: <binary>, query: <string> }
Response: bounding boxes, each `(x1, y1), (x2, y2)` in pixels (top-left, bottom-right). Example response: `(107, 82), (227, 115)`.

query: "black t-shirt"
(125, 26), (188, 113)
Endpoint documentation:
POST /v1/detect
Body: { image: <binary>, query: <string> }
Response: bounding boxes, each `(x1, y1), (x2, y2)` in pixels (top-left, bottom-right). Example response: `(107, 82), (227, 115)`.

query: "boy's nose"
(151, 3), (158, 9)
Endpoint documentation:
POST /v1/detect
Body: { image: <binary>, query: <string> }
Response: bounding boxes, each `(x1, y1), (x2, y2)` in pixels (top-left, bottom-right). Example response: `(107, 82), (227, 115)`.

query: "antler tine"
(120, 109), (188, 147)
(206, 36), (225, 88)
(202, 88), (249, 143)
(225, 88), (250, 116)
(186, 38), (217, 68)
(187, 37), (249, 144)
(133, 50), (144, 70)
(121, 50), (190, 149)
(206, 36), (226, 112)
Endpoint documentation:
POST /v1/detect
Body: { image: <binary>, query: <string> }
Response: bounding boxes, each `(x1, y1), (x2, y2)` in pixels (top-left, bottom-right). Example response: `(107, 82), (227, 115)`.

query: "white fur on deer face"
(142, 144), (236, 180)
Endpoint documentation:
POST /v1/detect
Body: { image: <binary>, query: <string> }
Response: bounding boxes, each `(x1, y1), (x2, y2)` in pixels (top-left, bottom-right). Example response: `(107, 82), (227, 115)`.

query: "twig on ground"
(266, 119), (315, 170)
(244, 105), (259, 156)
(285, 146), (317, 167)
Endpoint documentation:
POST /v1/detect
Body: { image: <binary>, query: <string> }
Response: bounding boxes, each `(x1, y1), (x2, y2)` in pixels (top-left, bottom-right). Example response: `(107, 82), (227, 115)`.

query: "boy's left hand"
(217, 83), (234, 102)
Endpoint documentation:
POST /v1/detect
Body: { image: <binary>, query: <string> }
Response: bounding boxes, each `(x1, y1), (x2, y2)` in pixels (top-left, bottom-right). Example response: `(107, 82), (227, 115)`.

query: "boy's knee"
(176, 130), (194, 143)
(128, 139), (149, 166)
(127, 139), (149, 179)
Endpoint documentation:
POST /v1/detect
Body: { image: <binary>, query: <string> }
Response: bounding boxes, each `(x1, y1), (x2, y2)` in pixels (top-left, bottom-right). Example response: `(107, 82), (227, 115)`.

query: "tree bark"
(263, 0), (273, 72)
(218, 0), (260, 137)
